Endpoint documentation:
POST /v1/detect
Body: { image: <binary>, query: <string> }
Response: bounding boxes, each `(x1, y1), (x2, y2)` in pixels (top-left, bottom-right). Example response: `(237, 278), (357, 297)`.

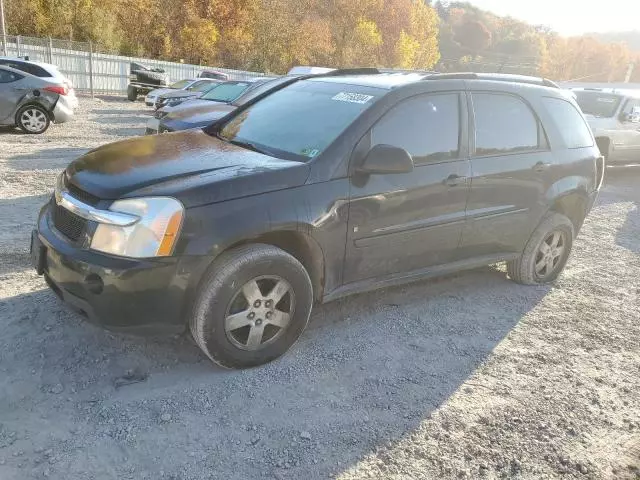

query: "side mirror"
(358, 144), (414, 175)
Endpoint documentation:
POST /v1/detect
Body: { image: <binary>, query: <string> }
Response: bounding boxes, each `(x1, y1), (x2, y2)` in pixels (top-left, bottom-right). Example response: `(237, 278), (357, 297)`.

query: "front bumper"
(33, 203), (204, 335)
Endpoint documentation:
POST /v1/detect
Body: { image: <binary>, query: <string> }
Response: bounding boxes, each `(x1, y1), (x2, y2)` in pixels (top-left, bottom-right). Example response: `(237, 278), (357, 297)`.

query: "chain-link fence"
(0, 35), (266, 95)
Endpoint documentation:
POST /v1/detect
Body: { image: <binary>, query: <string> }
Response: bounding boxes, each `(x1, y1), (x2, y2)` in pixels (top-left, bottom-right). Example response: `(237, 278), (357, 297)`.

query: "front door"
(459, 91), (555, 258)
(344, 92), (471, 284)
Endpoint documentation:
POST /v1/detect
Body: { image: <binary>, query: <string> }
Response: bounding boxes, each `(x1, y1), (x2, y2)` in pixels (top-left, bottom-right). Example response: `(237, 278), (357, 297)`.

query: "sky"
(466, 0), (640, 36)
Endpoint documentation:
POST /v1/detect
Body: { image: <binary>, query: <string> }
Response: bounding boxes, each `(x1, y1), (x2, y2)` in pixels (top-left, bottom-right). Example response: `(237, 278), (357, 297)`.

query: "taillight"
(44, 85), (68, 95)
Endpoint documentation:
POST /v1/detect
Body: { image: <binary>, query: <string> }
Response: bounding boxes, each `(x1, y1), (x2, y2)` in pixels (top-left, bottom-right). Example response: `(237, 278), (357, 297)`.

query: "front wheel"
(16, 105), (50, 134)
(127, 85), (138, 101)
(190, 244), (313, 369)
(507, 212), (575, 285)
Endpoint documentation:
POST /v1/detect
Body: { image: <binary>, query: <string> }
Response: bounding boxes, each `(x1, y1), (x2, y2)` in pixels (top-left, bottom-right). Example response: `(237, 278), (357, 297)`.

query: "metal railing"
(1, 35), (266, 95)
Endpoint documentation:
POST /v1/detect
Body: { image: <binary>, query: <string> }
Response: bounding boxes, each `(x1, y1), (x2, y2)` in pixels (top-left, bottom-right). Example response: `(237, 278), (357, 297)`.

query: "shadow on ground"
(1, 263), (551, 479)
(7, 148), (88, 171)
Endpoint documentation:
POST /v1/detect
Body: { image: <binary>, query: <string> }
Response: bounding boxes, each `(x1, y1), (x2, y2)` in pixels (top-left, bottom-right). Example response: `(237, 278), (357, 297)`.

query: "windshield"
(188, 80), (216, 92)
(170, 79), (192, 89)
(202, 82), (252, 102)
(217, 80), (383, 162)
(574, 91), (622, 117)
(233, 77), (293, 106)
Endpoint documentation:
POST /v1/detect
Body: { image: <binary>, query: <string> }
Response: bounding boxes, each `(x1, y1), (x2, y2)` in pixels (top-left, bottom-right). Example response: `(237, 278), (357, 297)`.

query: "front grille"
(66, 181), (100, 206)
(52, 202), (87, 242)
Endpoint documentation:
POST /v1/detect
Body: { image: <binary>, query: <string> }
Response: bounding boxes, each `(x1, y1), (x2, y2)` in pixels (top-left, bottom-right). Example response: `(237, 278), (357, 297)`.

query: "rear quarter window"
(543, 97), (594, 149)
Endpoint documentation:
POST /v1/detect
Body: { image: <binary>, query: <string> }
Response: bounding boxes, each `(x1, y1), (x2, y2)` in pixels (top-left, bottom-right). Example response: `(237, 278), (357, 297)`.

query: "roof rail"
(378, 68), (440, 75)
(322, 68), (381, 76)
(424, 72), (560, 89)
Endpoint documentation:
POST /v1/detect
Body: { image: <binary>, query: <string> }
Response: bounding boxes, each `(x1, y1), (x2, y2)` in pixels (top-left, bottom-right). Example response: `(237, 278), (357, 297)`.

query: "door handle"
(444, 174), (467, 187)
(533, 161), (551, 173)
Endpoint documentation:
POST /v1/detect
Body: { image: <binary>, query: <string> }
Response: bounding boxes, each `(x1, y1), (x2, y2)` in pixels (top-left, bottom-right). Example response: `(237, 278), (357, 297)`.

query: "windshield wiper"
(216, 133), (271, 156)
(229, 139), (272, 155)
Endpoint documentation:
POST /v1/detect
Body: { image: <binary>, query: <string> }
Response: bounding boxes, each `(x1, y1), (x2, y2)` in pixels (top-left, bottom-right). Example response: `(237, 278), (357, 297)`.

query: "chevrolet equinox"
(31, 70), (604, 368)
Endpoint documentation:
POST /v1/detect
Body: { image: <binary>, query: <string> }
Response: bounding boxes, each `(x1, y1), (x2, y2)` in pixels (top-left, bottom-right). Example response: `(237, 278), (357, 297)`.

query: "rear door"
(344, 91), (471, 283)
(0, 68), (26, 123)
(459, 90), (555, 258)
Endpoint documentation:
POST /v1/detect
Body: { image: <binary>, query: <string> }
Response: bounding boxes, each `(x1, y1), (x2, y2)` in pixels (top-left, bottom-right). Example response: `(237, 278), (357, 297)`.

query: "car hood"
(166, 101), (236, 122)
(583, 114), (613, 133)
(160, 90), (202, 100)
(147, 88), (174, 97)
(66, 130), (310, 208)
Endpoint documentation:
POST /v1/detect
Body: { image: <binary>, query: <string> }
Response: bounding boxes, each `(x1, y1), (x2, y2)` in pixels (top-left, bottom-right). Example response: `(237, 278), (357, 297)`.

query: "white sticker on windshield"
(332, 92), (374, 104)
(597, 98), (616, 103)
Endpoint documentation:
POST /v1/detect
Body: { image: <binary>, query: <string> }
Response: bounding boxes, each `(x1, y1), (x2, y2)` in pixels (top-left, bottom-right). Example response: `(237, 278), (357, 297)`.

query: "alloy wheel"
(224, 275), (295, 351)
(534, 230), (566, 279)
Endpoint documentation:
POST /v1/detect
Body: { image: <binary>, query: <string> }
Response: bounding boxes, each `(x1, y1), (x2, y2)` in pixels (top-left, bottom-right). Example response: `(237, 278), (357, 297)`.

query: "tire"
(190, 244), (313, 369)
(507, 212), (575, 285)
(127, 85), (138, 101)
(16, 104), (51, 134)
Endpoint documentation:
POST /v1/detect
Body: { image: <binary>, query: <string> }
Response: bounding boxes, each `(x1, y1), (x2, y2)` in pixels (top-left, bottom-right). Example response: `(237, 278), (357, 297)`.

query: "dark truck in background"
(127, 62), (170, 101)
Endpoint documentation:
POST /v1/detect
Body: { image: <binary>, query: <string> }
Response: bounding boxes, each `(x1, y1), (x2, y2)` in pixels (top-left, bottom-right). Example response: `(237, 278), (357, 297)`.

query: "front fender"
(178, 179), (350, 293)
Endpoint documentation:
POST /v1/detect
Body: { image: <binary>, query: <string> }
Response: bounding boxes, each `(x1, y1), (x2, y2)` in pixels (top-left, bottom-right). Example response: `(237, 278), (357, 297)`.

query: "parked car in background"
(154, 79), (220, 109)
(32, 70), (603, 368)
(127, 62), (170, 101)
(146, 77), (277, 134)
(0, 65), (74, 134)
(573, 88), (640, 164)
(144, 79), (200, 107)
(0, 56), (78, 109)
(199, 70), (229, 81)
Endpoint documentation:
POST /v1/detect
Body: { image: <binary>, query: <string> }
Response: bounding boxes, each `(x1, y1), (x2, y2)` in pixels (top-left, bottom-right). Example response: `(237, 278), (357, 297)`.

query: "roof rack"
(321, 68), (381, 76)
(424, 72), (560, 89)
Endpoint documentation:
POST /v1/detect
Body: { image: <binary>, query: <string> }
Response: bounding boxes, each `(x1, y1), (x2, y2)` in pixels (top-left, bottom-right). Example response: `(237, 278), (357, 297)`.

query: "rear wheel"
(16, 105), (50, 134)
(127, 85), (138, 101)
(507, 212), (574, 285)
(190, 244), (313, 369)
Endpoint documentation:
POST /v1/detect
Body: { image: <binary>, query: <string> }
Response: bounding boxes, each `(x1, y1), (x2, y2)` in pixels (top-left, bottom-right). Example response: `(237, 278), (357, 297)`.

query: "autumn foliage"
(5, 0), (640, 81)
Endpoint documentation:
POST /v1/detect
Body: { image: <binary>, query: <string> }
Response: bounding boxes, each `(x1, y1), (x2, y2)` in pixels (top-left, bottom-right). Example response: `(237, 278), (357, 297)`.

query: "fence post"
(16, 35), (21, 57)
(88, 41), (94, 98)
(47, 36), (53, 64)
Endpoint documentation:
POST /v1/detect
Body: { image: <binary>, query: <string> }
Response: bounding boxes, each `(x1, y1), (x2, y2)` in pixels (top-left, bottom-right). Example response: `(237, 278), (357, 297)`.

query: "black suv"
(31, 70), (604, 368)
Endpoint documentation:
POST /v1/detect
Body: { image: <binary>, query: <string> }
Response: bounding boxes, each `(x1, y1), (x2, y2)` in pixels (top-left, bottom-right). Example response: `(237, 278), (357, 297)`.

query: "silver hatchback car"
(0, 65), (74, 134)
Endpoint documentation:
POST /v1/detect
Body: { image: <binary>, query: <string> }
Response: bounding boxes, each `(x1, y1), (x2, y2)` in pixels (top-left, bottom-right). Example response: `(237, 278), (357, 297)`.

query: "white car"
(144, 79), (200, 107)
(0, 57), (78, 109)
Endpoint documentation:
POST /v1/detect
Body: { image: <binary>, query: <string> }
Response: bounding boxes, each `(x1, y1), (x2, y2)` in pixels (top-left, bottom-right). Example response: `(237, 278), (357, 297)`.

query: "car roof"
(572, 87), (640, 99)
(0, 57), (60, 72)
(308, 72), (428, 90)
(306, 71), (561, 93)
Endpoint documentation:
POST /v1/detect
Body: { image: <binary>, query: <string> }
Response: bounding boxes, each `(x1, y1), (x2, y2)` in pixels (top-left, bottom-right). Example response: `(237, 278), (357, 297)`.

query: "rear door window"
(543, 97), (594, 148)
(371, 93), (461, 164)
(472, 93), (541, 156)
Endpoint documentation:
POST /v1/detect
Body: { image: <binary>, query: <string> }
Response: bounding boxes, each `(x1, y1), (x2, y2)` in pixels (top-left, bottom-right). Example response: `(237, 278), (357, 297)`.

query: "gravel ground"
(0, 97), (638, 480)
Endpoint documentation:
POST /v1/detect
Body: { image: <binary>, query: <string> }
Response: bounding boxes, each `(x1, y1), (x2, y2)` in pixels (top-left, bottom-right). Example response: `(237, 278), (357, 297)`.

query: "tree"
(454, 20), (491, 55)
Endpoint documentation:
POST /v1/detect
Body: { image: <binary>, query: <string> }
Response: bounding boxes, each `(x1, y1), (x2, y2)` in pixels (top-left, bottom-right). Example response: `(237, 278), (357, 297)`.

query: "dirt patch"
(0, 98), (638, 480)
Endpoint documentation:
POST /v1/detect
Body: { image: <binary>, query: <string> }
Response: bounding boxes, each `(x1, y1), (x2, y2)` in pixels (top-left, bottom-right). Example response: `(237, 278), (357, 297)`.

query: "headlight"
(90, 197), (184, 258)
